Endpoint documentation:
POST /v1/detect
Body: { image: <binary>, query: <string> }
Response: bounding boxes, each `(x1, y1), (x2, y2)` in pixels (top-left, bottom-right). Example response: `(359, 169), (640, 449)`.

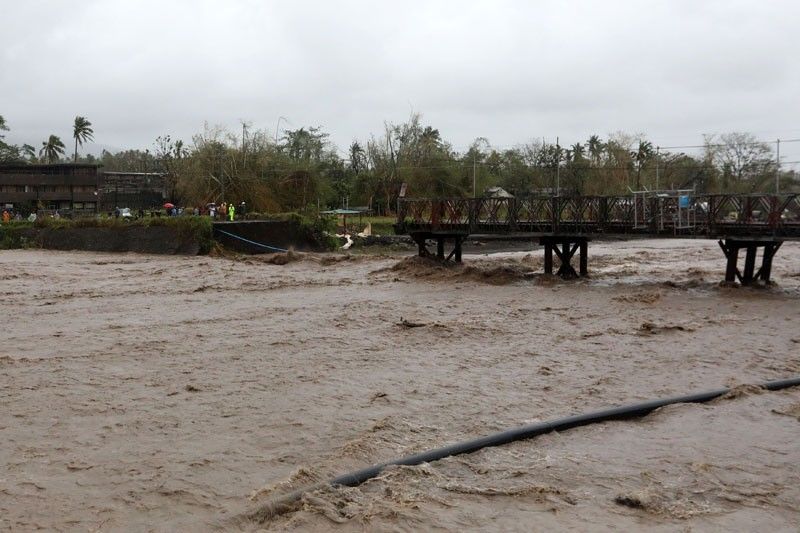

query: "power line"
(658, 138), (800, 150)
(223, 159), (800, 175)
(449, 137), (800, 155)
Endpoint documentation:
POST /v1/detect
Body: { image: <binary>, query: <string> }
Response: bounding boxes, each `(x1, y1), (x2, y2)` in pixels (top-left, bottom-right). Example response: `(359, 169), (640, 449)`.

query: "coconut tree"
(587, 135), (604, 165)
(22, 144), (36, 161)
(40, 135), (66, 163)
(72, 116), (94, 162)
(631, 140), (654, 189)
(0, 115), (11, 161)
(571, 142), (585, 161)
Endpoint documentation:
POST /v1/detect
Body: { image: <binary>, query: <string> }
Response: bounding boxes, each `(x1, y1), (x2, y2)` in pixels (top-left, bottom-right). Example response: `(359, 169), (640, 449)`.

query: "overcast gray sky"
(2, 0), (799, 164)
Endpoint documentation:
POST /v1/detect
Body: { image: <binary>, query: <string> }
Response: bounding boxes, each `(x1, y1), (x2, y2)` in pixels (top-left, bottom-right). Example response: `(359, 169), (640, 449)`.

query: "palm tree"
(631, 140), (654, 189)
(587, 135), (603, 165)
(348, 141), (367, 175)
(72, 116), (94, 162)
(40, 135), (66, 163)
(22, 144), (36, 161)
(571, 142), (585, 160)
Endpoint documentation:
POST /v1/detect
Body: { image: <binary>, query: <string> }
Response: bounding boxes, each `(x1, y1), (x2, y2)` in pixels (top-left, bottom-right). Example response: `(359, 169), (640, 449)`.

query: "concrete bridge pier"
(540, 236), (589, 279)
(718, 238), (783, 286)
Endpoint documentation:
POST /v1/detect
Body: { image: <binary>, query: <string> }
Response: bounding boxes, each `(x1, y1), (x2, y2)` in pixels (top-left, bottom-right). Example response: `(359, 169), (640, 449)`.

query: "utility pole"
(209, 174), (224, 203)
(473, 151), (477, 198)
(275, 116), (287, 145)
(241, 121), (247, 166)
(655, 146), (660, 190)
(556, 136), (560, 196)
(776, 139), (781, 194)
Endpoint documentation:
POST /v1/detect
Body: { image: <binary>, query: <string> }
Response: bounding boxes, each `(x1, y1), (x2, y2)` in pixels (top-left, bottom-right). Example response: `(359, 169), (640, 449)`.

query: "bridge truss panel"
(397, 193), (800, 239)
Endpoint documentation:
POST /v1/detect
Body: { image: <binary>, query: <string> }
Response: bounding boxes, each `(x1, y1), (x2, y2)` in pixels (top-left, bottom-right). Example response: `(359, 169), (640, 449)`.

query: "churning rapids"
(1, 239), (799, 531)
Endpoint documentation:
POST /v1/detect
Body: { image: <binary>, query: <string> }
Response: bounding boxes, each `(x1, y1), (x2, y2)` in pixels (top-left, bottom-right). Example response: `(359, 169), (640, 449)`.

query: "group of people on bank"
(111, 201), (247, 221)
(207, 201), (245, 221)
(2, 208), (75, 222)
(2, 200), (249, 223)
(1, 209), (21, 223)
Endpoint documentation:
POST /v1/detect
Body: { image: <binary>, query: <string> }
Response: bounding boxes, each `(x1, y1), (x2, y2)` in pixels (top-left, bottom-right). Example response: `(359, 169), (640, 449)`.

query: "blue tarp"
(321, 209), (364, 215)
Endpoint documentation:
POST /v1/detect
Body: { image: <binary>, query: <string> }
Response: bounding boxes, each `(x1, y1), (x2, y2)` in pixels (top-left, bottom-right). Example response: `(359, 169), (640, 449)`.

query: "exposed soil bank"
(3, 218), (329, 256)
(0, 218), (213, 255)
(3, 225), (204, 254)
(213, 220), (334, 253)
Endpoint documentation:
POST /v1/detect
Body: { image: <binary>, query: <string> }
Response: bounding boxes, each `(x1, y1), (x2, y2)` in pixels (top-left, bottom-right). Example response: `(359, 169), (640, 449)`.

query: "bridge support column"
(717, 238), (783, 286)
(540, 236), (589, 279)
(411, 233), (466, 263)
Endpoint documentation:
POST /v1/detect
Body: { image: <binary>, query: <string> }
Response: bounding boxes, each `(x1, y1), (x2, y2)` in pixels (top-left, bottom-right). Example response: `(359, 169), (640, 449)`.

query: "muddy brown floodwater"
(1, 239), (799, 532)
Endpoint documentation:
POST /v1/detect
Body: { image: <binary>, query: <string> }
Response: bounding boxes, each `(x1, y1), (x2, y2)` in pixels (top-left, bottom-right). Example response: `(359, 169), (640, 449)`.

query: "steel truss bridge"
(395, 193), (800, 285)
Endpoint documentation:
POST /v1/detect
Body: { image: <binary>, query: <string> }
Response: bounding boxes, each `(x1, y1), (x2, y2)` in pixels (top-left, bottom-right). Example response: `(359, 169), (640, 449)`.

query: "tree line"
(0, 115), (94, 164)
(1, 113), (797, 214)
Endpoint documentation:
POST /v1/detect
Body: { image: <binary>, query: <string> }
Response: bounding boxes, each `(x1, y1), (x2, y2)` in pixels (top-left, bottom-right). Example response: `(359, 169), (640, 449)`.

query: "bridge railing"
(397, 193), (800, 237)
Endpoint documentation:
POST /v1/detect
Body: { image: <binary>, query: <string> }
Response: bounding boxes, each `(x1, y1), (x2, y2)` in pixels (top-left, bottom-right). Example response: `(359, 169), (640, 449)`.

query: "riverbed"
(1, 240), (799, 531)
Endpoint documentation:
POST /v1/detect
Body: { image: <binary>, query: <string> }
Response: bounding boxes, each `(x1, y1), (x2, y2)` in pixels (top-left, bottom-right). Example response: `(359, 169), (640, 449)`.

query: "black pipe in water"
(243, 376), (800, 522)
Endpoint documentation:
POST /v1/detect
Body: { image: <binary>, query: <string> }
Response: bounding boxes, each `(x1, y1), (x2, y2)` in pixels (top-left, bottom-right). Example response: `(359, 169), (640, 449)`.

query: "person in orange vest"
(2, 210), (10, 223)
(228, 203), (235, 221)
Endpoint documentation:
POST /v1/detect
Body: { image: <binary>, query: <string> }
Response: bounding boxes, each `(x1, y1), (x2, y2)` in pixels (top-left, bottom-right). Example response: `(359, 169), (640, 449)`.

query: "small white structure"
(484, 187), (514, 198)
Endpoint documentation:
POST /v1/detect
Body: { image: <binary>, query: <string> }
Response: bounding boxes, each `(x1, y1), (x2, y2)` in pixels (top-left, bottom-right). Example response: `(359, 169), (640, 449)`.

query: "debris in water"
(399, 317), (427, 328)
(369, 391), (388, 402)
(613, 291), (661, 304)
(615, 490), (653, 509)
(638, 322), (695, 335)
(265, 250), (303, 265)
(771, 403), (800, 421)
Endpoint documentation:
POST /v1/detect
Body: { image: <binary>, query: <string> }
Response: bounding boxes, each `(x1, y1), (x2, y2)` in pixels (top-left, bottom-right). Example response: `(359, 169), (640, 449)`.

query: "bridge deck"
(396, 194), (800, 240)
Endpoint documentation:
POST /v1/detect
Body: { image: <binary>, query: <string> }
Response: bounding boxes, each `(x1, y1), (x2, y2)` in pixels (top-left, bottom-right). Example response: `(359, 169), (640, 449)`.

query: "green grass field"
(362, 216), (397, 235)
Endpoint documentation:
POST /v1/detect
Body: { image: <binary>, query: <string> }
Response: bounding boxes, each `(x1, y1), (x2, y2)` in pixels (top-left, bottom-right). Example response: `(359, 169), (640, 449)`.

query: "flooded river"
(1, 239), (799, 531)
